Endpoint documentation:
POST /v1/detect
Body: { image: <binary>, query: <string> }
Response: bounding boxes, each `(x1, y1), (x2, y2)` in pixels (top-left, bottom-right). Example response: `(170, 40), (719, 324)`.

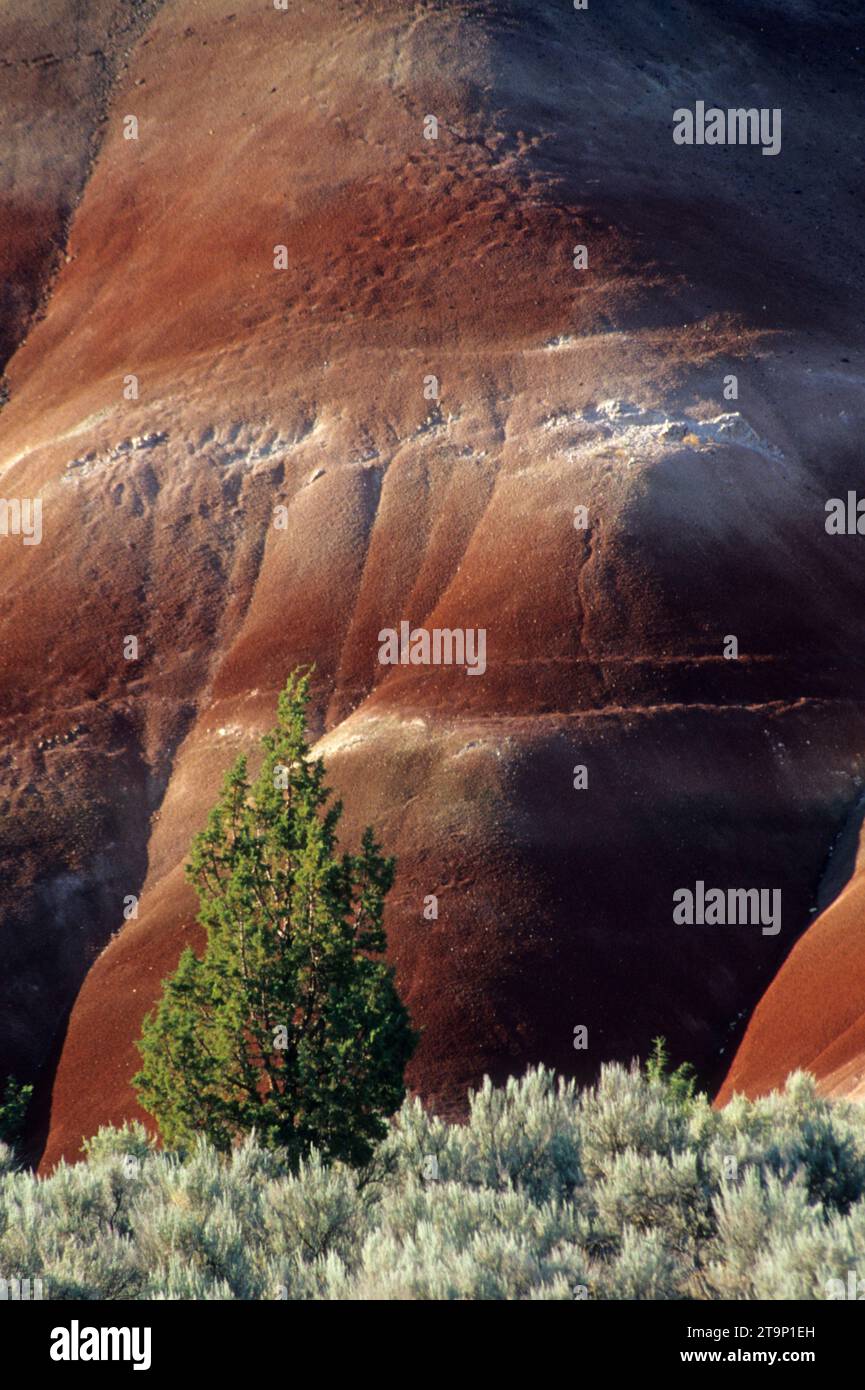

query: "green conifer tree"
(133, 670), (417, 1165)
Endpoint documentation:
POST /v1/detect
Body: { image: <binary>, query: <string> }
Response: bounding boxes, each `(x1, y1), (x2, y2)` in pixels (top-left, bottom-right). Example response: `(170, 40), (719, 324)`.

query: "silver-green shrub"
(3, 1064), (865, 1299)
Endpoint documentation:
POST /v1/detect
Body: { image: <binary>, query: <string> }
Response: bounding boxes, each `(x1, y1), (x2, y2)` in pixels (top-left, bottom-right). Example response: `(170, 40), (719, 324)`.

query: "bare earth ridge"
(0, 0), (864, 1169)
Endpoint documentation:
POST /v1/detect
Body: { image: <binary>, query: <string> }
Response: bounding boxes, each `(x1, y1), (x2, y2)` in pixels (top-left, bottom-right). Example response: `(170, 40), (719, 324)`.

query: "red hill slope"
(0, 0), (863, 1167)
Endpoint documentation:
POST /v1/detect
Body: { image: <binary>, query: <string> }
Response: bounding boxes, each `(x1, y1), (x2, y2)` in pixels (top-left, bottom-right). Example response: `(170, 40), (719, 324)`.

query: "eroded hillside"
(0, 0), (863, 1166)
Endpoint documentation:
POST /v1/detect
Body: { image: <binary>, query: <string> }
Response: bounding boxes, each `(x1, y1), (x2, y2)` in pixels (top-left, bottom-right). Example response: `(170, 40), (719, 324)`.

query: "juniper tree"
(0, 1075), (32, 1145)
(645, 1036), (699, 1109)
(133, 670), (416, 1166)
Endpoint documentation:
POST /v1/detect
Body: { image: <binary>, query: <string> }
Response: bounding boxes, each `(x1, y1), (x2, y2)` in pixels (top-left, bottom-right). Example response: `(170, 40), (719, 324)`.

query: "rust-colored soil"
(0, 0), (864, 1169)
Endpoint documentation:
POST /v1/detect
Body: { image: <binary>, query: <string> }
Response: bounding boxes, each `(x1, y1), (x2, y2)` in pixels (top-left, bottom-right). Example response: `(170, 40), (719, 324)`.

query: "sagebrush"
(3, 1064), (865, 1300)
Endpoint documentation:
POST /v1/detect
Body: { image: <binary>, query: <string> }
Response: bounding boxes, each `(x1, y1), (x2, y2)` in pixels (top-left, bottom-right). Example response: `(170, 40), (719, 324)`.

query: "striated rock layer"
(0, 0), (863, 1168)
